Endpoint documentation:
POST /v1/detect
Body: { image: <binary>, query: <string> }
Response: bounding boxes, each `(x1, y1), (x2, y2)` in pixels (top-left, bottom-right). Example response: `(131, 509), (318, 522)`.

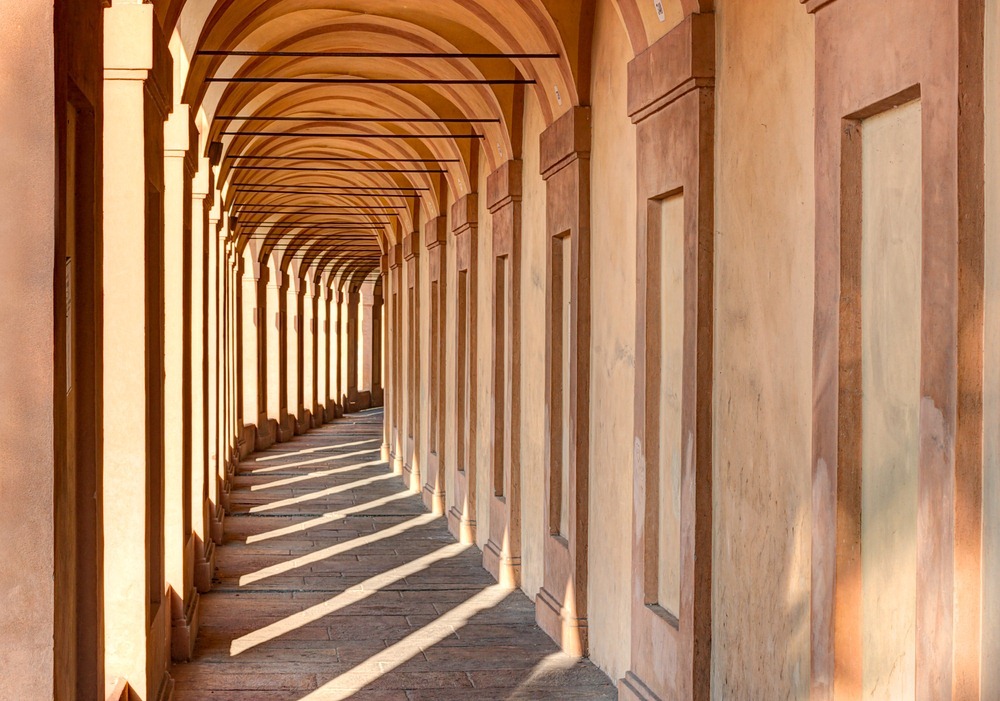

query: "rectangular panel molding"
(620, 13), (715, 701)
(483, 160), (523, 588)
(448, 194), (479, 545)
(809, 1), (986, 698)
(536, 106), (592, 658)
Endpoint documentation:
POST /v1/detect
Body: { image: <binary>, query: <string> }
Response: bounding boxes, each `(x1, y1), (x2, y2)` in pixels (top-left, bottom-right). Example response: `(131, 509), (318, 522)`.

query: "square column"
(102, 3), (173, 698)
(483, 160), (523, 588)
(423, 216), (448, 516)
(265, 266), (284, 435)
(535, 106), (593, 657)
(163, 103), (199, 662)
(191, 156), (217, 590)
(402, 230), (422, 492)
(302, 276), (318, 428)
(619, 17), (716, 701)
(448, 195), (480, 545)
(285, 265), (303, 434)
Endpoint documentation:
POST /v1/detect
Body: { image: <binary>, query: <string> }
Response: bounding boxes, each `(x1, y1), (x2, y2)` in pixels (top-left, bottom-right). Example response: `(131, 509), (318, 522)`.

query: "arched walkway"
(173, 409), (615, 700)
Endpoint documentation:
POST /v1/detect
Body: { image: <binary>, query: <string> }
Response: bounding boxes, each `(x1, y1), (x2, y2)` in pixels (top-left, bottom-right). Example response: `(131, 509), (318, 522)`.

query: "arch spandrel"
(612, 0), (709, 55)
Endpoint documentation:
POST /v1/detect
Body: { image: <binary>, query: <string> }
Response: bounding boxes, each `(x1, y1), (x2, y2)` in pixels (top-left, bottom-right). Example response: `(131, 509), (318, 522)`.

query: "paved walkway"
(173, 409), (617, 700)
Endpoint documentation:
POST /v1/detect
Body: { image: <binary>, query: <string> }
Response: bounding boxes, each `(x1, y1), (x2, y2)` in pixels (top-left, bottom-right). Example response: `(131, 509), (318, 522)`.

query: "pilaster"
(483, 160), (523, 587)
(102, 2), (174, 698)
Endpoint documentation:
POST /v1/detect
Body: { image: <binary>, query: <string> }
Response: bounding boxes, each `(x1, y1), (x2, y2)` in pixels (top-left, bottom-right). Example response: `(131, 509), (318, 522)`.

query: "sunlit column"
(102, 3), (172, 696)
(316, 273), (331, 423)
(328, 277), (343, 417)
(286, 263), (302, 432)
(207, 212), (223, 541)
(302, 274), (317, 427)
(239, 249), (260, 443)
(265, 261), (283, 428)
(347, 287), (361, 409)
(191, 154), (217, 585)
(162, 103), (198, 661)
(360, 281), (375, 394)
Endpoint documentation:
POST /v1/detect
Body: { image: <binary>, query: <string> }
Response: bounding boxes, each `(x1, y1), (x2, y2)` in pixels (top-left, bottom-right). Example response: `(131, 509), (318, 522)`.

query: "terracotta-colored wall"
(711, 0), (815, 696)
(586, 0), (639, 681)
(984, 0), (1000, 695)
(0, 1), (57, 695)
(519, 90), (548, 600)
(475, 155), (495, 550)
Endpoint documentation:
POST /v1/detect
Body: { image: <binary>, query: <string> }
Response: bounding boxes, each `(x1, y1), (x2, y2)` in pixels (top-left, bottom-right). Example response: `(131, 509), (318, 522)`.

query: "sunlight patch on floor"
(248, 472), (396, 514)
(244, 490), (412, 544)
(251, 438), (381, 463)
(238, 512), (440, 586)
(248, 448), (382, 476)
(297, 584), (512, 700)
(251, 458), (384, 491)
(230, 542), (470, 656)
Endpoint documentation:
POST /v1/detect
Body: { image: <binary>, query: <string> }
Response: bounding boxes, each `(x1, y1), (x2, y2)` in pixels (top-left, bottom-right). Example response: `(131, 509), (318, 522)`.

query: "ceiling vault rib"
(226, 155), (459, 163)
(196, 50), (559, 60)
(220, 131), (483, 140)
(216, 116), (499, 124)
(229, 166), (446, 173)
(206, 77), (533, 85)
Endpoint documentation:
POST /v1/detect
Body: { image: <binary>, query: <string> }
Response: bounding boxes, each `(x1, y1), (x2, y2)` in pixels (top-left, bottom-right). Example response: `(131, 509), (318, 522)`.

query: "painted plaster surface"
(712, 0), (815, 696)
(587, 0), (639, 680)
(860, 100), (922, 701)
(0, 2), (56, 697)
(476, 155), (495, 552)
(657, 193), (684, 618)
(984, 0), (1000, 695)
(520, 90), (549, 601)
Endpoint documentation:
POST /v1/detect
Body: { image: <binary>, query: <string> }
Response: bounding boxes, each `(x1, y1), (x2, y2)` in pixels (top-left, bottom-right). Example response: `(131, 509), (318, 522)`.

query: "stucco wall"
(0, 3), (56, 696)
(984, 0), (1000, 695)
(475, 155), (495, 550)
(711, 0), (815, 696)
(586, 0), (639, 681)
(520, 90), (548, 601)
(859, 100), (922, 700)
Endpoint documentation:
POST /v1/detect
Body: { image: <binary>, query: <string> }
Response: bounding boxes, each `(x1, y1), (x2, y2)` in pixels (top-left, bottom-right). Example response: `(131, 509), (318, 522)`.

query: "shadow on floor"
(171, 409), (617, 701)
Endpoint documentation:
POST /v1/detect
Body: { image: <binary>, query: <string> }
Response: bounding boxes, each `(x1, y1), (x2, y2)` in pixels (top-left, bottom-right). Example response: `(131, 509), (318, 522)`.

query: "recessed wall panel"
(860, 99), (922, 701)
(656, 193), (684, 619)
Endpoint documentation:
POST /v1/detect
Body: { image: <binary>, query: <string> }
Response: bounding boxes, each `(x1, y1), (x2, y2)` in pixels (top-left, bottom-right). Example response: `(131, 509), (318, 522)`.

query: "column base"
(422, 484), (446, 516)
(220, 478), (232, 512)
(238, 423), (256, 459)
(194, 538), (216, 593)
(618, 672), (662, 701)
(380, 442), (390, 461)
(447, 507), (476, 545)
(153, 672), (175, 701)
(483, 539), (520, 588)
(276, 413), (295, 443)
(170, 589), (201, 662)
(210, 503), (225, 545)
(535, 586), (587, 657)
(255, 418), (277, 451)
(402, 461), (417, 491)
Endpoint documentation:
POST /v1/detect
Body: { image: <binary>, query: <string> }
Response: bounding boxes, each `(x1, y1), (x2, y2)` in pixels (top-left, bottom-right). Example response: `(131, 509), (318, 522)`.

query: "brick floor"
(172, 409), (617, 700)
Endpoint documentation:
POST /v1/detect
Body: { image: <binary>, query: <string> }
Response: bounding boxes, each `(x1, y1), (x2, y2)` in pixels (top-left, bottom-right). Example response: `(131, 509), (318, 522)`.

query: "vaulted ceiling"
(156, 0), (702, 283)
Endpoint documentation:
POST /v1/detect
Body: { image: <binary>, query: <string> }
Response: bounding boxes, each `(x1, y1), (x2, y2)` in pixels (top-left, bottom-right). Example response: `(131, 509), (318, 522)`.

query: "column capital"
(540, 106), (591, 180)
(487, 159), (523, 213)
(104, 2), (172, 115)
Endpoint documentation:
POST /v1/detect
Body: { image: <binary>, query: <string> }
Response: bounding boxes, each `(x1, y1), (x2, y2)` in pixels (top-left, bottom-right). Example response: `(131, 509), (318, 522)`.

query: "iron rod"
(197, 50), (558, 59)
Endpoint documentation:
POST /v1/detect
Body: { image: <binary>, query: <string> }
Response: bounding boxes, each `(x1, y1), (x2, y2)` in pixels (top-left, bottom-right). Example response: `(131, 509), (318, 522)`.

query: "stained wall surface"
(0, 1), (56, 696)
(859, 100), (922, 701)
(984, 0), (1000, 695)
(586, 0), (639, 680)
(520, 89), (548, 601)
(711, 0), (816, 696)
